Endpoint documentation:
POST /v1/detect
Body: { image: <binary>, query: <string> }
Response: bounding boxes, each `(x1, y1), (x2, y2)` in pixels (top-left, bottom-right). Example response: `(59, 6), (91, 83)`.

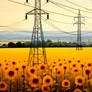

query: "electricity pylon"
(74, 9), (85, 50)
(25, 0), (49, 66)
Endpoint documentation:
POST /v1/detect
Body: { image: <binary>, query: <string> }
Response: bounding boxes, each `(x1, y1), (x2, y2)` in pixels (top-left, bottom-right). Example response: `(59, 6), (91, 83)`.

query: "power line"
(8, 0), (74, 18)
(8, 0), (92, 19)
(48, 19), (73, 24)
(65, 0), (92, 12)
(47, 0), (92, 19)
(49, 0), (92, 16)
(42, 17), (77, 35)
(8, 19), (25, 26)
(0, 19), (25, 29)
(51, 2), (77, 15)
(42, 17), (90, 35)
(44, 10), (74, 17)
(49, 0), (77, 10)
(0, 26), (8, 27)
(8, 0), (34, 8)
(5, 0), (92, 34)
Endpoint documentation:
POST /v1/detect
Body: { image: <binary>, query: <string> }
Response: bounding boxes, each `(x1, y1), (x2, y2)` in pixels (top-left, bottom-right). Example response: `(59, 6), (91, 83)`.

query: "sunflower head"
(0, 82), (7, 91)
(52, 64), (56, 68)
(62, 80), (70, 88)
(20, 74), (26, 79)
(64, 66), (67, 70)
(5, 67), (8, 70)
(58, 63), (62, 66)
(88, 63), (92, 67)
(0, 63), (2, 67)
(6, 70), (16, 80)
(77, 60), (80, 63)
(84, 68), (91, 77)
(73, 88), (82, 92)
(72, 64), (77, 68)
(29, 67), (37, 75)
(39, 64), (47, 71)
(63, 65), (68, 71)
(15, 68), (19, 71)
(58, 59), (61, 61)
(56, 68), (63, 77)
(22, 65), (26, 70)
(6, 63), (8, 66)
(53, 61), (56, 64)
(81, 64), (84, 68)
(75, 76), (85, 86)
(41, 85), (50, 92)
(29, 76), (42, 88)
(68, 60), (72, 63)
(73, 68), (79, 74)
(12, 61), (16, 65)
(43, 75), (53, 86)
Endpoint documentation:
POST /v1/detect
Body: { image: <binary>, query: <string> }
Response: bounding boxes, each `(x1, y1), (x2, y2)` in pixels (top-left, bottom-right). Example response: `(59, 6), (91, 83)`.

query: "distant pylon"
(25, 0), (49, 66)
(74, 9), (85, 50)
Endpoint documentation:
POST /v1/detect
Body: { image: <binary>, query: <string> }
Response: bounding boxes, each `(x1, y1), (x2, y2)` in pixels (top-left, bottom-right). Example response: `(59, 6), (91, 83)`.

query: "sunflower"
(63, 64), (68, 71)
(64, 59), (66, 61)
(77, 60), (81, 63)
(58, 59), (61, 61)
(58, 62), (62, 67)
(6, 69), (16, 80)
(53, 61), (56, 64)
(41, 84), (50, 92)
(73, 88), (82, 92)
(29, 76), (42, 88)
(4, 60), (7, 62)
(62, 80), (70, 88)
(0, 81), (7, 91)
(72, 64), (77, 68)
(28, 67), (37, 75)
(84, 68), (91, 77)
(75, 76), (85, 86)
(56, 68), (63, 77)
(43, 75), (53, 86)
(39, 64), (47, 71)
(87, 63), (92, 67)
(22, 65), (26, 70)
(12, 61), (16, 65)
(20, 74), (26, 79)
(81, 64), (84, 68)
(5, 67), (8, 70)
(73, 68), (79, 74)
(15, 67), (19, 71)
(6, 63), (8, 66)
(50, 64), (56, 70)
(68, 60), (72, 64)
(0, 63), (2, 68)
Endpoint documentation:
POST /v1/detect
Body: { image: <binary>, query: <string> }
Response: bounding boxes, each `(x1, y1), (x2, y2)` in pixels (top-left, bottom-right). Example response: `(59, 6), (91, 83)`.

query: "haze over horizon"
(0, 30), (92, 42)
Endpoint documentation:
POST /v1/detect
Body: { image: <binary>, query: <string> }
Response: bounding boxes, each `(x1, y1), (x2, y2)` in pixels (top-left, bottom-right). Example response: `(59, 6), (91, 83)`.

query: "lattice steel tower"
(74, 9), (85, 50)
(25, 0), (49, 66)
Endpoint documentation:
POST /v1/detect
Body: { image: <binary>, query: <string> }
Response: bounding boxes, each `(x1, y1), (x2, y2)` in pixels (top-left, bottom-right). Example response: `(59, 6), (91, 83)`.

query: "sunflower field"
(0, 48), (92, 92)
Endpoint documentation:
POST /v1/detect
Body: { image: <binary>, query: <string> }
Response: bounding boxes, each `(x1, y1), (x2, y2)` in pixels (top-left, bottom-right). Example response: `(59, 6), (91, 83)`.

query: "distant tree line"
(0, 40), (92, 48)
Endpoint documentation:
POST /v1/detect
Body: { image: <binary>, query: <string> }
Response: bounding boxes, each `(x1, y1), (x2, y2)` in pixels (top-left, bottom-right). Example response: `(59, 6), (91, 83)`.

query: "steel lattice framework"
(74, 9), (85, 50)
(25, 0), (49, 66)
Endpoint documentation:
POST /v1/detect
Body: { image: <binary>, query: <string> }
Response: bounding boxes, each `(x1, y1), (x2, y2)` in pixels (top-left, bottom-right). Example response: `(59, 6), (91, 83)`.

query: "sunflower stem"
(22, 68), (25, 92)
(10, 80), (12, 92)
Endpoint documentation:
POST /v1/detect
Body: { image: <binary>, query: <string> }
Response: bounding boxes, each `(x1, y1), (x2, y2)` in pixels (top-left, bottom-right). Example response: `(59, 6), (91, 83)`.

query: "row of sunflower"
(0, 58), (92, 92)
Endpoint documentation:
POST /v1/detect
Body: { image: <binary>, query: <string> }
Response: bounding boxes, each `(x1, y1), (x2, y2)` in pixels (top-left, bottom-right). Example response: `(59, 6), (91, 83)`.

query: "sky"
(0, 0), (92, 32)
